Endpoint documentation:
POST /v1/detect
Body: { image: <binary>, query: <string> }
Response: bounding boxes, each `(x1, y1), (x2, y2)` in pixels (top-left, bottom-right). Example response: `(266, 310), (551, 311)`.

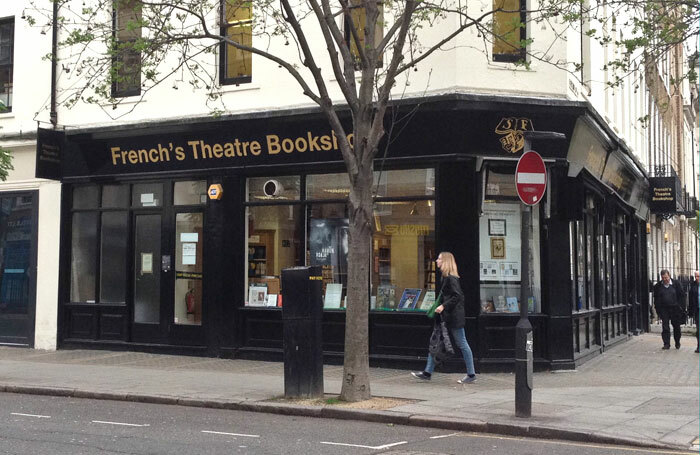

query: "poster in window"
(309, 218), (349, 283)
(490, 237), (505, 259)
(488, 219), (506, 236)
(479, 203), (521, 281)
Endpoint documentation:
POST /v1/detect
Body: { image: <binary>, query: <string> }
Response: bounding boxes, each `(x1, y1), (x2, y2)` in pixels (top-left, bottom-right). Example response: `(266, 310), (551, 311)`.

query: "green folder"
(426, 292), (442, 318)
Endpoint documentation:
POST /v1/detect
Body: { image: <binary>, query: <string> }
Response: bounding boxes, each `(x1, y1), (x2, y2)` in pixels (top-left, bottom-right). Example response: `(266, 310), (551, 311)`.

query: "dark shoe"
(458, 375), (476, 384)
(662, 345), (671, 350)
(411, 371), (431, 381)
(675, 341), (681, 349)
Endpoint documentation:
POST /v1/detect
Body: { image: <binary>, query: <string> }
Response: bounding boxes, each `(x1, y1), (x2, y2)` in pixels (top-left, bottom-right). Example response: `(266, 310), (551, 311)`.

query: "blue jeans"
(424, 327), (475, 375)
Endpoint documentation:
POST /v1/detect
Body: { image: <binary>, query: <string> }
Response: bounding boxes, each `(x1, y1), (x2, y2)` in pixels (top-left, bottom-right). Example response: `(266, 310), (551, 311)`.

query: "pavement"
(0, 330), (697, 452)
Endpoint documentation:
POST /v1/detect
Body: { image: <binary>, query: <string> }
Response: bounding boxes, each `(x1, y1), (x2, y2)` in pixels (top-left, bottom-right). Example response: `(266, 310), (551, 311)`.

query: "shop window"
(99, 212), (128, 303)
(174, 212), (203, 325)
(221, 0), (252, 85)
(101, 184), (130, 208)
(72, 185), (99, 210)
(245, 204), (304, 306)
(479, 166), (541, 314)
(307, 173), (351, 200)
(70, 212), (99, 302)
(174, 181), (207, 205)
(112, 0), (142, 97)
(243, 168), (435, 311)
(345, 0), (384, 68)
(492, 0), (526, 63)
(371, 199), (435, 311)
(69, 184), (137, 305)
(0, 18), (13, 112)
(247, 175), (300, 201)
(570, 220), (587, 312)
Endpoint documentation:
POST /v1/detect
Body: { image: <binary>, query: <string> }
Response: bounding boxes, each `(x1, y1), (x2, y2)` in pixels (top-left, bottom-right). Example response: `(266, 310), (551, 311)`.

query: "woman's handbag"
(428, 315), (454, 365)
(426, 292), (442, 318)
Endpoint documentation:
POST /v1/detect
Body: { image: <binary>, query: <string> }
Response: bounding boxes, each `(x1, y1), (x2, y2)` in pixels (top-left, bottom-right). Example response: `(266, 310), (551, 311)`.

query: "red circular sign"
(515, 151), (547, 205)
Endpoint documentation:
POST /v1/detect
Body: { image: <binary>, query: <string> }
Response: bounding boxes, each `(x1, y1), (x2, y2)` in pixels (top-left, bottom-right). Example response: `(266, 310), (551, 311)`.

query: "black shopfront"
(46, 95), (650, 371)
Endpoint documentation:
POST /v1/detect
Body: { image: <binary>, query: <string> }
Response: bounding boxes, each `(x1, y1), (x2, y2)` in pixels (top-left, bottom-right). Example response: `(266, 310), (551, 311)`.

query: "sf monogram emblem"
(495, 117), (534, 154)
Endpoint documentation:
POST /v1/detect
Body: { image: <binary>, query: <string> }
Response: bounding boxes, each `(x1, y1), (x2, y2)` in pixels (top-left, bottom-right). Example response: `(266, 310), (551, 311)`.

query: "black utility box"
(281, 266), (323, 398)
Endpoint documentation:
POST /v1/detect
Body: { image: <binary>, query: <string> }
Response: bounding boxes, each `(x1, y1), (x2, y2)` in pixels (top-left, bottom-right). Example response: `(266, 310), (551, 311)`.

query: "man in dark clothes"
(689, 271), (699, 353)
(652, 269), (686, 350)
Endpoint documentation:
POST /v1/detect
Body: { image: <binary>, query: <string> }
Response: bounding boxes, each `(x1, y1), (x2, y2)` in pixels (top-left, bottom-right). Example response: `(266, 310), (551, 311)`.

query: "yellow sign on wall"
(208, 184), (224, 200)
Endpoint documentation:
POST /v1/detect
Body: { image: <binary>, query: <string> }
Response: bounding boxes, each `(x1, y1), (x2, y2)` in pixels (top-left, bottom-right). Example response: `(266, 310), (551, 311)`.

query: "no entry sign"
(515, 151), (547, 205)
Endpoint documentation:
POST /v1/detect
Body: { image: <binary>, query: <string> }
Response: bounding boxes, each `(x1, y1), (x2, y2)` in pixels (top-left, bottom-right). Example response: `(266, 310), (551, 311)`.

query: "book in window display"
(480, 299), (495, 313)
(419, 290), (436, 310)
(505, 297), (519, 313)
(398, 288), (422, 310)
(247, 284), (268, 307)
(324, 283), (343, 309)
(376, 284), (396, 310)
(494, 295), (507, 312)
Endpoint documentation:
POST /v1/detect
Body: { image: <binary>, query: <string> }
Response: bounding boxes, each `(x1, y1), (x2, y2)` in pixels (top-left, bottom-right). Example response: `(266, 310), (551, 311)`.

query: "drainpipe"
(50, 0), (58, 127)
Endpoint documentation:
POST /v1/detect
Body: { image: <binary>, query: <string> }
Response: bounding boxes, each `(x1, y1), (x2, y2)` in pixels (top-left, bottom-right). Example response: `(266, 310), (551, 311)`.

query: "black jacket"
(439, 275), (465, 329)
(652, 279), (685, 310)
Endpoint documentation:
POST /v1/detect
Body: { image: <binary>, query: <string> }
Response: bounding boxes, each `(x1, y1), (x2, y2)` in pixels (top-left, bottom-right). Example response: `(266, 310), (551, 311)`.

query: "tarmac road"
(0, 392), (696, 455)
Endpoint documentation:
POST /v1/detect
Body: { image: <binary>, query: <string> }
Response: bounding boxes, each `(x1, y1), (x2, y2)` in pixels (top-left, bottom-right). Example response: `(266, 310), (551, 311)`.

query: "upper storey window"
(492, 0), (526, 63)
(0, 18), (14, 112)
(221, 0), (252, 85)
(112, 0), (142, 97)
(345, 0), (384, 69)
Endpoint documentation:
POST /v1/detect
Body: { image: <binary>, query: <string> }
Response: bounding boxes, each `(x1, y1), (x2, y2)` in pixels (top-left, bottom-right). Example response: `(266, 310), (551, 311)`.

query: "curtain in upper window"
(492, 0), (526, 62)
(345, 0), (384, 68)
(221, 0), (252, 84)
(112, 0), (142, 97)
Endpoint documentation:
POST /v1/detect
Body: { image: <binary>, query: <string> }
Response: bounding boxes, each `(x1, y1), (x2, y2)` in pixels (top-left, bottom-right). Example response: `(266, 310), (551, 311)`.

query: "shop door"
(131, 212), (169, 343)
(168, 210), (205, 345)
(0, 192), (37, 346)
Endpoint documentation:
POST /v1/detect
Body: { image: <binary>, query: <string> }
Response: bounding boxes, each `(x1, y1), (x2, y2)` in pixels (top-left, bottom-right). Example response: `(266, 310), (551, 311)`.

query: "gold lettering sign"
(383, 224), (431, 236)
(108, 131), (354, 167)
(495, 117), (534, 154)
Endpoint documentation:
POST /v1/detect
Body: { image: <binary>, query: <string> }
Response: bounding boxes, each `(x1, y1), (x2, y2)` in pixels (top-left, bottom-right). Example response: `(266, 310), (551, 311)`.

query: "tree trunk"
(340, 162), (374, 402)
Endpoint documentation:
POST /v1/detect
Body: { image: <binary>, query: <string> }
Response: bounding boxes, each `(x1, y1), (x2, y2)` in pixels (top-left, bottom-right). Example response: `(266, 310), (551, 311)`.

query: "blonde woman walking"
(412, 252), (476, 384)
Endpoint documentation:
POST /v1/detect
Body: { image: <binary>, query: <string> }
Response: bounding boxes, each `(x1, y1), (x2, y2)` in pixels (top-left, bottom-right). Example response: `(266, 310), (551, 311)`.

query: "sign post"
(514, 149), (546, 418)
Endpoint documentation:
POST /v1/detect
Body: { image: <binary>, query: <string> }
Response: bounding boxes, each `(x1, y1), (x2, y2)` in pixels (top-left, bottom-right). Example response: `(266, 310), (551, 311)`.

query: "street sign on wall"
(515, 151), (547, 205)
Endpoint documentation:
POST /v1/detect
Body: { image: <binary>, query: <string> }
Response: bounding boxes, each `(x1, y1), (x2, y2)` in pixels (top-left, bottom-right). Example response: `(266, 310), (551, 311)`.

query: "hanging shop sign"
(36, 127), (65, 180)
(649, 176), (684, 214)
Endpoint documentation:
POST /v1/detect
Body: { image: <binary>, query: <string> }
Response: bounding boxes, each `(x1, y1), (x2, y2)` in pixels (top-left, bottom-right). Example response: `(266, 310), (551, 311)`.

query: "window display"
(243, 169), (435, 312)
(479, 166), (541, 314)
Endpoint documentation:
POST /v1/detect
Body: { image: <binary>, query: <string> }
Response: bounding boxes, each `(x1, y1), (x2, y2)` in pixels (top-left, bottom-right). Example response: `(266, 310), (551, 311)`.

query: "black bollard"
(281, 266), (324, 398)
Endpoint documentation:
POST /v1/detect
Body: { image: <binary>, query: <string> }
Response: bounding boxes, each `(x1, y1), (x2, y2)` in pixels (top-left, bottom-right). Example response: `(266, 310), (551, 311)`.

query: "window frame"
(220, 0), (253, 85)
(111, 0), (142, 98)
(491, 0), (527, 63)
(0, 17), (14, 112)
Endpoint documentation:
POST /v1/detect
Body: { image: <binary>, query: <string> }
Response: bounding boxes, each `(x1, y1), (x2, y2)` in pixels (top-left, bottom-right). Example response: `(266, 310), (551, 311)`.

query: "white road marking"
(201, 430), (260, 438)
(320, 440), (407, 450)
(91, 420), (150, 427)
(430, 432), (459, 439)
(11, 412), (50, 418)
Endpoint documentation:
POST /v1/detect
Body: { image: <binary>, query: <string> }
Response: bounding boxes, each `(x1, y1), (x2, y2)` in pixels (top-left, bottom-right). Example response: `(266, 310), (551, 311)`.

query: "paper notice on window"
(180, 232), (199, 242)
(140, 193), (156, 207)
(182, 243), (197, 265)
(141, 253), (153, 274)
